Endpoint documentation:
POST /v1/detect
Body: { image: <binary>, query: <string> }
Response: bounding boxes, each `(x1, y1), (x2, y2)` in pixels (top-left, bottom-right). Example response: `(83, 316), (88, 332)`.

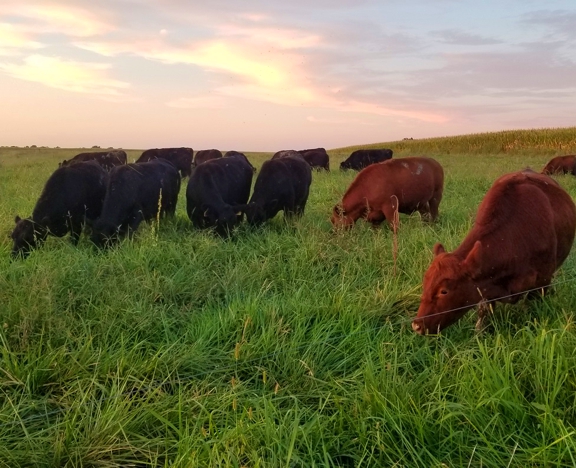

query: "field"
(2, 128), (576, 467)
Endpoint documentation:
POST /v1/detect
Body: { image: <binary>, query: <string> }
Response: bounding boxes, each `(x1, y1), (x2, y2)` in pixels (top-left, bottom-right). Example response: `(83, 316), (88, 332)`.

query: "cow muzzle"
(411, 320), (425, 335)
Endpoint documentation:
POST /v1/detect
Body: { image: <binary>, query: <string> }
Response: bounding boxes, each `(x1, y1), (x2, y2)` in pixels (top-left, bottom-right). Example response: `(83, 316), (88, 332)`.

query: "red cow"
(542, 155), (576, 175)
(412, 170), (576, 335)
(331, 157), (444, 230)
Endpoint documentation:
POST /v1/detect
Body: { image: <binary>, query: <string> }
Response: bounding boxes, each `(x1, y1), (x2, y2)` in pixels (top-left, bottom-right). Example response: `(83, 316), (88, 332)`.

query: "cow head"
(242, 201), (273, 226)
(203, 204), (240, 236)
(10, 216), (48, 258)
(339, 161), (350, 170)
(331, 204), (354, 229)
(91, 220), (120, 249)
(412, 242), (483, 335)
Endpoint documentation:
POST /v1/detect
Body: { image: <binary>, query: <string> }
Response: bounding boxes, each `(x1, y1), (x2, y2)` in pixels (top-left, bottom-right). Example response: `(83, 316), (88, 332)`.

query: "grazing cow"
(239, 156), (312, 225)
(186, 152), (253, 236)
(340, 148), (393, 171)
(60, 150), (127, 170)
(11, 161), (108, 258)
(331, 157), (444, 230)
(195, 149), (222, 166)
(412, 170), (576, 335)
(136, 147), (193, 178)
(298, 148), (330, 171)
(272, 150), (303, 160)
(541, 155), (576, 176)
(225, 150), (257, 172)
(91, 159), (180, 248)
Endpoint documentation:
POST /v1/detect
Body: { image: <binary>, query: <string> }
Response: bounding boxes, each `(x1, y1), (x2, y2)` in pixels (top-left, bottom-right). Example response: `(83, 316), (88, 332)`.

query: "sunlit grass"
(1, 132), (576, 466)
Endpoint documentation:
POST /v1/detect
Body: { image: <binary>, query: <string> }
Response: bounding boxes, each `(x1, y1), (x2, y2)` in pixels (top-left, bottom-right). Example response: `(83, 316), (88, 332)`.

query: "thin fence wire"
(1, 274), (576, 430)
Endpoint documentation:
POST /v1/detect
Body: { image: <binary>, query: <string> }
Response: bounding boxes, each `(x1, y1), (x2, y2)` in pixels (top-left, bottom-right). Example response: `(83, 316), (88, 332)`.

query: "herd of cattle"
(9, 147), (576, 334)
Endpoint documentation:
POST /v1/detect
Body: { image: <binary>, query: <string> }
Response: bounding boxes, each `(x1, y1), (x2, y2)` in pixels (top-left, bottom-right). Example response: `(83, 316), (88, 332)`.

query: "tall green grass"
(1, 134), (576, 466)
(341, 126), (576, 157)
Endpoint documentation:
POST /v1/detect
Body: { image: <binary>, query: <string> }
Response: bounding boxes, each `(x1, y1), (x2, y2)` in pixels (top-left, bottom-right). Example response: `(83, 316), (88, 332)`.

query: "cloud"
(306, 115), (377, 126)
(166, 95), (228, 109)
(0, 3), (113, 37)
(0, 23), (44, 56)
(521, 10), (576, 40)
(0, 55), (130, 97)
(431, 29), (502, 46)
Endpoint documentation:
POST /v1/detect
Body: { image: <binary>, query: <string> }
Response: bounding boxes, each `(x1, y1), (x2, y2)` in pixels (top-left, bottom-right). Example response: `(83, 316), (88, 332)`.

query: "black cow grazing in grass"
(60, 150), (127, 171)
(136, 147), (193, 178)
(225, 150), (257, 172)
(91, 159), (180, 248)
(11, 161), (108, 258)
(272, 150), (303, 160)
(195, 149), (223, 166)
(340, 148), (393, 171)
(239, 155), (312, 225)
(298, 148), (330, 171)
(186, 152), (253, 236)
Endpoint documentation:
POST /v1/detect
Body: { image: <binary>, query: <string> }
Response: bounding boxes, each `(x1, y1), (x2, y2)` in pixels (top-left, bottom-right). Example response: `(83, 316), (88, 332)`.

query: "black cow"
(298, 148), (330, 171)
(272, 150), (303, 160)
(136, 147), (193, 178)
(11, 161), (108, 258)
(239, 156), (312, 225)
(195, 149), (223, 166)
(91, 159), (181, 248)
(225, 150), (257, 172)
(186, 152), (253, 236)
(60, 150), (127, 170)
(340, 148), (393, 170)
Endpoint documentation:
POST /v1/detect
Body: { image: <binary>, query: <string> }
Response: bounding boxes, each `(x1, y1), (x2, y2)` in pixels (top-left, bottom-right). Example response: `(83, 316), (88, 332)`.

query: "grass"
(1, 129), (576, 466)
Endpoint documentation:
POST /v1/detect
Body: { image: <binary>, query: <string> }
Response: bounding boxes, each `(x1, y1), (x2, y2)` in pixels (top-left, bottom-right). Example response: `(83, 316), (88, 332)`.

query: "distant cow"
(239, 156), (312, 225)
(195, 149), (222, 166)
(332, 157), (444, 230)
(272, 150), (303, 160)
(542, 155), (576, 175)
(136, 147), (193, 178)
(60, 150), (127, 170)
(225, 150), (256, 173)
(298, 148), (330, 171)
(11, 161), (108, 258)
(91, 159), (180, 248)
(186, 152), (253, 236)
(340, 148), (393, 171)
(412, 170), (576, 335)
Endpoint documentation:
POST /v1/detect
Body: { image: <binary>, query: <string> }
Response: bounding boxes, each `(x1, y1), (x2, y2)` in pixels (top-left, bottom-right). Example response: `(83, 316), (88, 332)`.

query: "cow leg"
(418, 202), (432, 222)
(428, 193), (442, 222)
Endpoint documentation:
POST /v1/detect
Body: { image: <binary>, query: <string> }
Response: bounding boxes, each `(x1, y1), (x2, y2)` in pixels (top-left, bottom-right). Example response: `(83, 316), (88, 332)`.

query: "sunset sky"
(1, 0), (576, 150)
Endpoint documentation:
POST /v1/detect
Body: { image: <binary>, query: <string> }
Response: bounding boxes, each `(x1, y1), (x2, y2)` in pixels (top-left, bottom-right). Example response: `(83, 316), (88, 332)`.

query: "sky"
(1, 0), (576, 151)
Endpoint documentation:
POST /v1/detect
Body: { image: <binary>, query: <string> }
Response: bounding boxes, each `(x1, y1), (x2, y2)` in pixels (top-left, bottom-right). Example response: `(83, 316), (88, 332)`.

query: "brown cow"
(60, 150), (127, 170)
(412, 170), (576, 335)
(331, 157), (444, 230)
(542, 155), (576, 175)
(195, 149), (222, 166)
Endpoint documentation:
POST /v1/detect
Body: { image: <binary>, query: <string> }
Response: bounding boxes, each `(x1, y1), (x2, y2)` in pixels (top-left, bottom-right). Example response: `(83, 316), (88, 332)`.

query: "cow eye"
(440, 289), (448, 295)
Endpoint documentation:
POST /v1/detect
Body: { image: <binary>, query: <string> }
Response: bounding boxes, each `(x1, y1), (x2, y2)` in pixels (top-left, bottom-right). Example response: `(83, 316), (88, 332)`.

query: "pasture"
(1, 131), (576, 467)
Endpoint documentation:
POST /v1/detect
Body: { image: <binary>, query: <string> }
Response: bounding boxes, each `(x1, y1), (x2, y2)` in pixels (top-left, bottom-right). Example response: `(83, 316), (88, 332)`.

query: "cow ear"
(433, 243), (445, 256)
(333, 205), (343, 216)
(14, 215), (21, 224)
(463, 240), (483, 277)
